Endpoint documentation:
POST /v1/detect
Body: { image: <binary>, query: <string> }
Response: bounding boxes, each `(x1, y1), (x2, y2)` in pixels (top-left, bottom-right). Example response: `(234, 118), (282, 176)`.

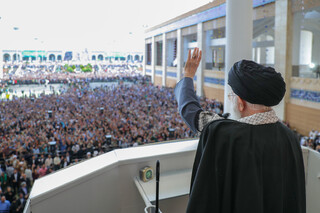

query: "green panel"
(22, 50), (46, 57)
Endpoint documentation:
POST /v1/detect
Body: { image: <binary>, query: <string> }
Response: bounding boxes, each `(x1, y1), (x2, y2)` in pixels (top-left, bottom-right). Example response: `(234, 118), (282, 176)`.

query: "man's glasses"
(227, 92), (237, 100)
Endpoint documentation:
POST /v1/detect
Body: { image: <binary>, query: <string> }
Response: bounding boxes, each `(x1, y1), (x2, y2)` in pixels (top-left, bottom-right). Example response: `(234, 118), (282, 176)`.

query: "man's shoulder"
(204, 119), (291, 137)
(204, 118), (246, 132)
(200, 119), (246, 143)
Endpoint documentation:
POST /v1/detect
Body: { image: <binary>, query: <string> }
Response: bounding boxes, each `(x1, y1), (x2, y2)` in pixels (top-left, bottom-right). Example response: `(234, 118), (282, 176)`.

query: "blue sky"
(0, 0), (210, 52)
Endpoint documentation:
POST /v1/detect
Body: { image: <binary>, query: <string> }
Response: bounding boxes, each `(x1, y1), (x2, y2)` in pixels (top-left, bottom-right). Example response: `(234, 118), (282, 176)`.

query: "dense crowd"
(300, 129), (320, 152)
(3, 61), (142, 82)
(0, 75), (223, 212)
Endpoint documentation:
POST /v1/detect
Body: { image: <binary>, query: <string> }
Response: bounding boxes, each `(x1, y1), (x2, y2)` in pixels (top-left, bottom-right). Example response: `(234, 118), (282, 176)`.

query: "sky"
(0, 0), (211, 52)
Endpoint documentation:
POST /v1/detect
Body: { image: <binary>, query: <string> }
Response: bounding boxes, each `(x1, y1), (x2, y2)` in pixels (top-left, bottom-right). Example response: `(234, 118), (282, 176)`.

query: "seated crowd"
(0, 75), (223, 212)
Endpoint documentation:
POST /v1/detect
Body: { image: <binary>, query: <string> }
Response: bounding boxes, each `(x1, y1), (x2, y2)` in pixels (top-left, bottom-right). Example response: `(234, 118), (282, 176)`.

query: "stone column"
(151, 36), (156, 84)
(143, 42), (146, 76)
(177, 29), (183, 81)
(274, 0), (292, 120)
(224, 0), (253, 116)
(259, 36), (267, 65)
(292, 13), (301, 67)
(162, 33), (167, 86)
(196, 22), (205, 97)
(312, 32), (320, 67)
(205, 31), (212, 69)
(0, 50), (3, 79)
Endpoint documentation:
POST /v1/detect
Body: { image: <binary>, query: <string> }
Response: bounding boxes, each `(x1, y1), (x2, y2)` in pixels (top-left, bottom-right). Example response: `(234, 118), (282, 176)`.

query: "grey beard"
(230, 98), (242, 120)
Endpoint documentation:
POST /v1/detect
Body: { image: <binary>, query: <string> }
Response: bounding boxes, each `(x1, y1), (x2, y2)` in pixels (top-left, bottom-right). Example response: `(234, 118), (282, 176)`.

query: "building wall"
(286, 103), (320, 136)
(166, 78), (177, 88)
(203, 86), (224, 103)
(287, 77), (320, 135)
(154, 76), (162, 86)
(145, 0), (320, 136)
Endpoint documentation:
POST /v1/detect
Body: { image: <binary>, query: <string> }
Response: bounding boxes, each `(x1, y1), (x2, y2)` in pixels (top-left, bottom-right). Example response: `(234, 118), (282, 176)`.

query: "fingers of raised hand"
(192, 48), (197, 59)
(191, 48), (201, 61)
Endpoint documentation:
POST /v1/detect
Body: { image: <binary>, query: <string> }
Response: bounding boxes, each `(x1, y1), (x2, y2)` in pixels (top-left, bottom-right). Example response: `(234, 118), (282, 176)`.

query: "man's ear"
(237, 96), (245, 112)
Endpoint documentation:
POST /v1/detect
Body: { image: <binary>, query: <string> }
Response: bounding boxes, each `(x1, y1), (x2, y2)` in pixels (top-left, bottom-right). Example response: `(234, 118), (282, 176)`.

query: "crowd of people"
(300, 129), (320, 152)
(0, 75), (223, 212)
(0, 72), (146, 99)
(3, 60), (143, 82)
(1, 63), (317, 212)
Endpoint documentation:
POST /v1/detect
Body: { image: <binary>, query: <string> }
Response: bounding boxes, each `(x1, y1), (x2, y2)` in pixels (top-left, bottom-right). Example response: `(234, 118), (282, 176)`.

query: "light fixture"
(309, 63), (315, 69)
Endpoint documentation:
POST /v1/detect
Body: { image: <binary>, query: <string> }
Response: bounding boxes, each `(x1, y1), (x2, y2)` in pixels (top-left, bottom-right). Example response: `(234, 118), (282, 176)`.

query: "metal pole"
(155, 160), (160, 213)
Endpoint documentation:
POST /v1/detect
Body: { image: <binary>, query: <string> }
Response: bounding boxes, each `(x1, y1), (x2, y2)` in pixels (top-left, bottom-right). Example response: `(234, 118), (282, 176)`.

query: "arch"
(13, 53), (20, 61)
(3, 54), (11, 62)
(57, 55), (62, 61)
(98, 54), (103, 61)
(92, 55), (96, 61)
(30, 56), (36, 61)
(134, 55), (140, 61)
(127, 55), (132, 61)
(49, 54), (56, 61)
(22, 56), (29, 61)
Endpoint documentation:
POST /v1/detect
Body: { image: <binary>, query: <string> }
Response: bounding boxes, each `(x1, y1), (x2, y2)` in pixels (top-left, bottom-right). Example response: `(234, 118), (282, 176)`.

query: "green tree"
(66, 66), (75, 73)
(82, 65), (92, 72)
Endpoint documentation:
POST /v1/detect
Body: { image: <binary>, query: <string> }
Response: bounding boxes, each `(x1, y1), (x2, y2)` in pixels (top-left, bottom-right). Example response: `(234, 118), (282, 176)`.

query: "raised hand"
(184, 47), (202, 78)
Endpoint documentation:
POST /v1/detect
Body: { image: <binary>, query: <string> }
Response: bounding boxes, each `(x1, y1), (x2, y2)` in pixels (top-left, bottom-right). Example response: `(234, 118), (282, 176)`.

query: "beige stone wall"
(154, 35), (162, 42)
(167, 31), (177, 39)
(290, 77), (320, 110)
(292, 0), (320, 12)
(204, 70), (225, 79)
(286, 103), (320, 136)
(253, 2), (275, 20)
(182, 25), (197, 36)
(203, 17), (226, 31)
(203, 86), (225, 103)
(154, 76), (162, 86)
(155, 66), (162, 71)
(167, 67), (177, 72)
(166, 78), (177, 88)
(291, 77), (320, 92)
(147, 1), (276, 36)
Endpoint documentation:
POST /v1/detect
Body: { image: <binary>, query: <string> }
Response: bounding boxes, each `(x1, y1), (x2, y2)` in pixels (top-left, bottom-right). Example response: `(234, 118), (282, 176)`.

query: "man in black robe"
(174, 48), (306, 213)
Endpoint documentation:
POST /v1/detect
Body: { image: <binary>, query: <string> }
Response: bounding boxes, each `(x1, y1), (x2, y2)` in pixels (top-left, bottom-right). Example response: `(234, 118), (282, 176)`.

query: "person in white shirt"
(53, 155), (61, 170)
(44, 154), (53, 168)
(24, 166), (33, 183)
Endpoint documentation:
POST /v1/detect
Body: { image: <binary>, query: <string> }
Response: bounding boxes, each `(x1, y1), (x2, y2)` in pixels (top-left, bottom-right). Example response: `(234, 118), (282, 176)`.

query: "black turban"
(228, 60), (286, 106)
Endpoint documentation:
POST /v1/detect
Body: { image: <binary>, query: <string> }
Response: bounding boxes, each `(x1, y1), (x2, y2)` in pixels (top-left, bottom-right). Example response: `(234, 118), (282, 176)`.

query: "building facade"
(2, 50), (143, 63)
(144, 0), (320, 135)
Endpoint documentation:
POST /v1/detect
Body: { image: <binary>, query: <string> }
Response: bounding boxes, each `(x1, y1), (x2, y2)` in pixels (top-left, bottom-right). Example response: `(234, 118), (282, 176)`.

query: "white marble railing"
(24, 141), (319, 213)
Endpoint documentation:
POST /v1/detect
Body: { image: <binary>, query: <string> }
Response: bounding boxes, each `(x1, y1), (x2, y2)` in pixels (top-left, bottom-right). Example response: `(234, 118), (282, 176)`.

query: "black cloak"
(187, 119), (306, 213)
